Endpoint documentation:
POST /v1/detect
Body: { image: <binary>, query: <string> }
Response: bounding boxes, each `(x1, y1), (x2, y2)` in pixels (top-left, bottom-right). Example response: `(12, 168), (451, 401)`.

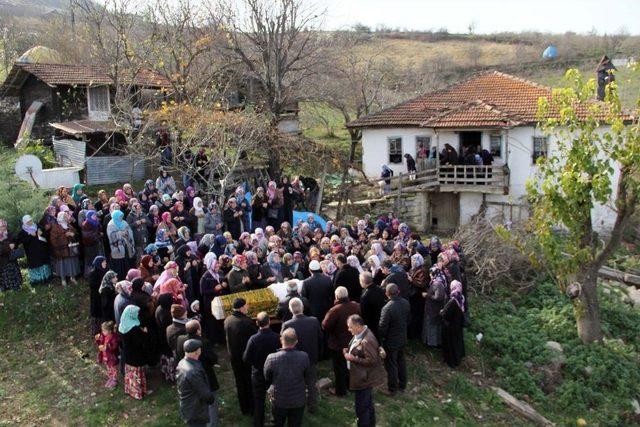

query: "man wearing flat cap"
(224, 298), (258, 416)
(176, 339), (217, 427)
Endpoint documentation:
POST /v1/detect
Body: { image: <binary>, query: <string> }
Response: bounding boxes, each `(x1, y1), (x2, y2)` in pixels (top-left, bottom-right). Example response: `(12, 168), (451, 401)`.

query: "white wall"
(361, 127), (435, 177)
(361, 125), (619, 234)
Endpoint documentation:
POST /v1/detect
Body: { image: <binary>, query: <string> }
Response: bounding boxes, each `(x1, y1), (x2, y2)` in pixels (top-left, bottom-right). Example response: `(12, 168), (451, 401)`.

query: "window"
(388, 137), (403, 164)
(88, 86), (110, 120)
(532, 136), (548, 163)
(416, 135), (431, 157)
(490, 134), (502, 158)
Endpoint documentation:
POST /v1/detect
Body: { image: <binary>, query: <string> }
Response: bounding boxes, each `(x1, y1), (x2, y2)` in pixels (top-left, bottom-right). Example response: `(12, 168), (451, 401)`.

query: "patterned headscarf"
(347, 255), (363, 273)
(450, 280), (465, 312)
(99, 270), (118, 294)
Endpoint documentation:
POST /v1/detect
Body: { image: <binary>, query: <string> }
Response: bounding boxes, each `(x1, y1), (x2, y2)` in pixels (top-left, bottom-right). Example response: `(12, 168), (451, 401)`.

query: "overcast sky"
(316, 0), (640, 34)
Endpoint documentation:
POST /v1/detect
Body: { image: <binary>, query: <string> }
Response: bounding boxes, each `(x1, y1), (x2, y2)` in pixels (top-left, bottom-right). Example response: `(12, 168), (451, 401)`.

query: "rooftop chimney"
(596, 55), (616, 101)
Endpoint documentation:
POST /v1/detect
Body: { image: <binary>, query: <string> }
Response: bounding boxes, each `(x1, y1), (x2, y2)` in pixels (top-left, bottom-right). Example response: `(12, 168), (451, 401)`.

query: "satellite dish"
(15, 154), (43, 188)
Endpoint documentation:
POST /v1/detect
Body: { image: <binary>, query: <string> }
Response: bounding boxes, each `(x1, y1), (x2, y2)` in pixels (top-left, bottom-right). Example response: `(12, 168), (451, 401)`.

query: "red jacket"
(95, 333), (120, 367)
(322, 299), (360, 351)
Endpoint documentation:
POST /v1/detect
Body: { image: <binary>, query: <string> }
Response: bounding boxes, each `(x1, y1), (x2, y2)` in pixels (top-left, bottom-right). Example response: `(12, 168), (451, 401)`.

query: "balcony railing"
(363, 164), (509, 197)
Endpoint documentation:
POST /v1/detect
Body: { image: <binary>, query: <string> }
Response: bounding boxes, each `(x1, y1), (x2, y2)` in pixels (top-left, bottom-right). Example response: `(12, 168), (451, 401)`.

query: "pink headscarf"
(126, 269), (142, 281)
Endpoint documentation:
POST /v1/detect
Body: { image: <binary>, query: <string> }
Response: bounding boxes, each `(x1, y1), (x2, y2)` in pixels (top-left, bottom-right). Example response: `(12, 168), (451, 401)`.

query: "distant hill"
(0, 0), (70, 17)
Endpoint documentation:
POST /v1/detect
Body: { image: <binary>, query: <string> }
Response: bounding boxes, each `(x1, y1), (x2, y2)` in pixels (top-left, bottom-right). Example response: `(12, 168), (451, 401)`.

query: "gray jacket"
(378, 296), (410, 350)
(176, 357), (216, 423)
(106, 221), (135, 259)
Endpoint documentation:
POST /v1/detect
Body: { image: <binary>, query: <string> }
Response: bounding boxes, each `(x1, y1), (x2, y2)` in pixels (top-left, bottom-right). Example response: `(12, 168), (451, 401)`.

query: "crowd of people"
(0, 170), (469, 427)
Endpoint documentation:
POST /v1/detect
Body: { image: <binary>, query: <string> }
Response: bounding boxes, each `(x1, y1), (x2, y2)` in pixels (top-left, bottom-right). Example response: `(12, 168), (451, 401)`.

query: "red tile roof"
(347, 71), (625, 129)
(0, 62), (171, 96)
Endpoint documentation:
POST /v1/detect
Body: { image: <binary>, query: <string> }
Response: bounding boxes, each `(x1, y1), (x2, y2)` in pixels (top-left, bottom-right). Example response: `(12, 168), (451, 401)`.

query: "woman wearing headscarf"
(175, 244), (200, 304)
(107, 210), (136, 280)
(391, 242), (411, 272)
(126, 202), (149, 263)
(171, 201), (193, 233)
(158, 211), (178, 241)
(251, 186), (268, 231)
(262, 251), (289, 284)
(130, 278), (153, 328)
(320, 258), (337, 282)
(227, 254), (250, 293)
(80, 210), (103, 276)
(16, 215), (51, 286)
(367, 254), (385, 287)
(49, 211), (80, 286)
(154, 228), (173, 264)
(39, 205), (58, 241)
(77, 198), (93, 226)
(407, 253), (428, 340)
(71, 183), (86, 207)
(153, 260), (180, 292)
(94, 190), (110, 216)
(147, 204), (161, 243)
(380, 164), (393, 195)
(56, 186), (76, 209)
(223, 197), (243, 239)
(99, 270), (118, 323)
(87, 256), (107, 334)
(242, 250), (264, 289)
(189, 196), (206, 241)
(266, 180), (283, 229)
(200, 253), (227, 344)
(119, 305), (150, 400)
(440, 280), (466, 367)
(158, 194), (173, 216)
(0, 219), (22, 292)
(204, 201), (223, 236)
(154, 293), (175, 380)
(422, 266), (447, 348)
(160, 278), (187, 308)
(138, 255), (158, 284)
(114, 280), (134, 324)
(142, 179), (159, 204)
(174, 226), (191, 252)
(156, 169), (177, 196)
(428, 236), (443, 266)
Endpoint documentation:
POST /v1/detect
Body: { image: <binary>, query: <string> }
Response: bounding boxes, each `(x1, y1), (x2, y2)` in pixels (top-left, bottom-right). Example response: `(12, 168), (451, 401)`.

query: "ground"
(0, 279), (531, 427)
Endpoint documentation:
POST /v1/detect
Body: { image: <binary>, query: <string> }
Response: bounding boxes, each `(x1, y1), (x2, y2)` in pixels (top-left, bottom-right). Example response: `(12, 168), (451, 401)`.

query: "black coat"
(281, 314), (323, 364)
(120, 326), (150, 367)
(378, 296), (410, 351)
(100, 287), (117, 323)
(300, 272), (334, 321)
(243, 328), (281, 376)
(223, 311), (258, 359)
(223, 207), (242, 239)
(176, 333), (220, 390)
(441, 298), (466, 368)
(176, 358), (217, 424)
(16, 229), (49, 269)
(334, 265), (362, 302)
(276, 291), (311, 322)
(360, 285), (387, 338)
(166, 320), (187, 355)
(88, 268), (106, 318)
(382, 271), (412, 300)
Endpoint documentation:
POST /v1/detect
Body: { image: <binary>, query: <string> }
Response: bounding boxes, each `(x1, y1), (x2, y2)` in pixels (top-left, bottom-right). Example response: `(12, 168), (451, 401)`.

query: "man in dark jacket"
(176, 320), (220, 390)
(243, 312), (280, 427)
(359, 272), (386, 339)
(301, 260), (334, 321)
(322, 286), (360, 397)
(381, 260), (411, 300)
(264, 328), (313, 427)
(282, 297), (323, 412)
(334, 254), (362, 302)
(276, 280), (310, 322)
(167, 304), (188, 357)
(223, 298), (258, 415)
(176, 339), (217, 427)
(378, 283), (410, 395)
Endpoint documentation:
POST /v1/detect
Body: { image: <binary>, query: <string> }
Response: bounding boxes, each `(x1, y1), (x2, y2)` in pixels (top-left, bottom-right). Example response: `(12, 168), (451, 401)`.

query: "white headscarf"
(193, 197), (204, 216)
(56, 211), (69, 230)
(347, 255), (364, 273)
(368, 254), (381, 274)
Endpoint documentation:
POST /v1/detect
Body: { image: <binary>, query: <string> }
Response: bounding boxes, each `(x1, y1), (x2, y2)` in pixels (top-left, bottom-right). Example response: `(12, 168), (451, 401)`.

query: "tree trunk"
(336, 136), (359, 220)
(574, 268), (603, 344)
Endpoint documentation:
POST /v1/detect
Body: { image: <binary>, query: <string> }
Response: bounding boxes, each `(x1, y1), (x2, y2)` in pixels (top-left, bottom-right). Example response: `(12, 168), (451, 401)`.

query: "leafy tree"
(522, 68), (640, 344)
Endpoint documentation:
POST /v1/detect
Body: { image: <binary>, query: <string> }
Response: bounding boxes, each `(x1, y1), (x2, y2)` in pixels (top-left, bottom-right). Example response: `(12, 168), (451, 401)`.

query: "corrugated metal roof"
(50, 120), (118, 135)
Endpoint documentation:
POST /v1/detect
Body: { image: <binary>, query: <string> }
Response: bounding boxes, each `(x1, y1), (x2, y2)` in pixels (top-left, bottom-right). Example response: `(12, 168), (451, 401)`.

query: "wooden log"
(598, 266), (640, 286)
(492, 387), (555, 427)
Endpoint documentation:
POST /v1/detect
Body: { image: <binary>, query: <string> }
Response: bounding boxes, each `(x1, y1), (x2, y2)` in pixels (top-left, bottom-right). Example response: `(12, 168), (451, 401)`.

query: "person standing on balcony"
(404, 154), (417, 180)
(380, 165), (393, 196)
(416, 143), (428, 171)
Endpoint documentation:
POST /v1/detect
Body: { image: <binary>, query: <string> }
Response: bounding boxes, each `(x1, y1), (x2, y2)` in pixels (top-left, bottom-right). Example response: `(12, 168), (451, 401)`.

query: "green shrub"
(471, 280), (640, 424)
(17, 137), (57, 169)
(0, 148), (49, 233)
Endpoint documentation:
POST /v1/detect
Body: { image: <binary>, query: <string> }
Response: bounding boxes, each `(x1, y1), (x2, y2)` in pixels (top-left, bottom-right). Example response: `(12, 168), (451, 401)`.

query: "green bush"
(471, 281), (640, 425)
(0, 148), (49, 233)
(17, 137), (57, 169)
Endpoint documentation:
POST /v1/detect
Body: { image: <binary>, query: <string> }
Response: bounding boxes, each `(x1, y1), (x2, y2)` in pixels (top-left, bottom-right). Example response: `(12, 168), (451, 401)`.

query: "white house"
(347, 70), (623, 233)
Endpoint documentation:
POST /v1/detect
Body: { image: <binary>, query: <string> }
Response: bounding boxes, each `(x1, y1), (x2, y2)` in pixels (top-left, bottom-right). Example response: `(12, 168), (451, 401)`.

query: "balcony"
(359, 164), (509, 198)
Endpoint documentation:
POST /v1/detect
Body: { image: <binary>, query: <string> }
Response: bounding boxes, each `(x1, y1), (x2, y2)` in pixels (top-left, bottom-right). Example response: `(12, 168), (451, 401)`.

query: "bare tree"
(211, 0), (326, 177)
(0, 16), (35, 74)
(144, 0), (220, 103)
